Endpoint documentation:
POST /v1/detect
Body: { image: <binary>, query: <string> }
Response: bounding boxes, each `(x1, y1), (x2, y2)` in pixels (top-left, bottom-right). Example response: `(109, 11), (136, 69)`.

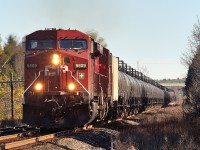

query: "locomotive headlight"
(68, 83), (75, 91)
(35, 83), (43, 91)
(52, 54), (59, 65)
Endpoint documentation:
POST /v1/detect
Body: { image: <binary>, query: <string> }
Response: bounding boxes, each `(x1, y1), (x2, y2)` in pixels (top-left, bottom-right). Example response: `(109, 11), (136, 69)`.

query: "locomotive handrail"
(94, 72), (108, 78)
(68, 70), (90, 100)
(22, 70), (48, 102)
(94, 72), (108, 120)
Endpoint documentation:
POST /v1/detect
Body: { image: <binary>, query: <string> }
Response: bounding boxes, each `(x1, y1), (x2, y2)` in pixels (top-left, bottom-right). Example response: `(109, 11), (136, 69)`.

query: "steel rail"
(0, 133), (23, 141)
(0, 129), (75, 149)
(0, 129), (39, 142)
(1, 134), (55, 149)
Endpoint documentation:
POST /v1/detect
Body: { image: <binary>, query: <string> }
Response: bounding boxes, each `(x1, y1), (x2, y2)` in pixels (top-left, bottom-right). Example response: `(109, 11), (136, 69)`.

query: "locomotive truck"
(23, 28), (175, 128)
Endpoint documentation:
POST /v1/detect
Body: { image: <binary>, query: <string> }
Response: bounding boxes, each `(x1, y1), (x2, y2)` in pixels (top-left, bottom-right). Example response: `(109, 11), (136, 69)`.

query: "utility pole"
(0, 56), (23, 120)
(0, 73), (24, 120)
(10, 73), (14, 120)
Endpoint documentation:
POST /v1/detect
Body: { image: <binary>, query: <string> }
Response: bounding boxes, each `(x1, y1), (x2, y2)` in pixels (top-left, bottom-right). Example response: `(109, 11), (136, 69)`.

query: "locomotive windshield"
(27, 40), (56, 50)
(59, 39), (87, 50)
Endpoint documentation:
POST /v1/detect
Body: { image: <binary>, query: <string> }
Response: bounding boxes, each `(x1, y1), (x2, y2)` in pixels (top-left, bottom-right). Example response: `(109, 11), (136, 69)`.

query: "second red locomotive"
(23, 28), (175, 128)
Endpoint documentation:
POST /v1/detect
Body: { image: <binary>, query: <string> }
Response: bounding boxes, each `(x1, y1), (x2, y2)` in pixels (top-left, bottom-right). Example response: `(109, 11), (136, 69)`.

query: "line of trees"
(182, 19), (200, 118)
(0, 35), (24, 120)
(0, 35), (24, 79)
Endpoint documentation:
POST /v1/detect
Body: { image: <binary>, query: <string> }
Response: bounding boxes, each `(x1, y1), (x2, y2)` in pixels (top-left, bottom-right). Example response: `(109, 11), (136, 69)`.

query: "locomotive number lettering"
(26, 64), (38, 68)
(74, 63), (87, 69)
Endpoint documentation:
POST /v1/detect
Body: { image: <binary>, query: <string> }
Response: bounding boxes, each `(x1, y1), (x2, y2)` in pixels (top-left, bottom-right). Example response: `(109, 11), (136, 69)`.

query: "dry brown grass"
(118, 99), (200, 150)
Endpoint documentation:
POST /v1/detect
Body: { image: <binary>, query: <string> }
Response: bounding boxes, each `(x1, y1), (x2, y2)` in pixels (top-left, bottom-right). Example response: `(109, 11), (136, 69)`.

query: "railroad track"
(55, 127), (120, 150)
(0, 127), (41, 149)
(0, 129), (73, 150)
(0, 126), (120, 150)
(1, 133), (55, 149)
(0, 117), (123, 150)
(0, 129), (39, 141)
(0, 106), (164, 149)
(0, 126), (34, 136)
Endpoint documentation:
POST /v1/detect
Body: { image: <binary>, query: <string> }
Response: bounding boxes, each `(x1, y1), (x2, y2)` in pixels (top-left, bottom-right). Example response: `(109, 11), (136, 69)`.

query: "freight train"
(22, 28), (175, 128)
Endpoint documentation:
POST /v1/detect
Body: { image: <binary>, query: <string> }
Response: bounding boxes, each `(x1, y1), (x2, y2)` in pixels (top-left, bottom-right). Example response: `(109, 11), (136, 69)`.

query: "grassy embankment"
(116, 100), (200, 149)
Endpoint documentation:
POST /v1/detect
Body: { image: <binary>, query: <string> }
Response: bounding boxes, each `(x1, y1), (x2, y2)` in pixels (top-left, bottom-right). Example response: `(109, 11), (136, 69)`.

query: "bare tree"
(139, 65), (149, 76)
(0, 34), (2, 51)
(181, 19), (200, 68)
(183, 19), (200, 118)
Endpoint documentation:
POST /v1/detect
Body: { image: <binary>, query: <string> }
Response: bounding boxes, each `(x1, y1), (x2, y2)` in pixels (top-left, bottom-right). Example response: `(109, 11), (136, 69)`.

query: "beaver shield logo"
(79, 73), (85, 79)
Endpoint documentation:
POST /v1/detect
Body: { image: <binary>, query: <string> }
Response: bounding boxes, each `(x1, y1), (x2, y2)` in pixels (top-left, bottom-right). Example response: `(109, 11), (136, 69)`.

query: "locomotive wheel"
(119, 107), (128, 118)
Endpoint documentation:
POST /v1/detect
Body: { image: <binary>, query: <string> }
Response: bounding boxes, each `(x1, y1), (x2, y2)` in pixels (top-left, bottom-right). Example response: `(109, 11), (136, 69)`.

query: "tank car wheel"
(134, 107), (139, 115)
(128, 105), (133, 116)
(119, 110), (125, 118)
(121, 108), (129, 118)
(128, 110), (132, 116)
(127, 99), (132, 116)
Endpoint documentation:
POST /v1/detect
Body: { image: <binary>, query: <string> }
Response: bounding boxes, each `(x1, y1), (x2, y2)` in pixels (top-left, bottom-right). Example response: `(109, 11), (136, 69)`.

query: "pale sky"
(1, 0), (199, 79)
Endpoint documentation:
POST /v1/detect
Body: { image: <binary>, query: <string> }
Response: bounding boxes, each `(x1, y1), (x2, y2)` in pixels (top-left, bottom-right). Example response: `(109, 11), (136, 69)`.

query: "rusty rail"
(0, 129), (75, 149)
(0, 129), (39, 142)
(1, 134), (55, 149)
(0, 133), (23, 142)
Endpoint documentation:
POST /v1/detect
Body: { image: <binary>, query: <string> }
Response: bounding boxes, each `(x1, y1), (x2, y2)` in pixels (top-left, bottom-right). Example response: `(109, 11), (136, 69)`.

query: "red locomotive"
(23, 28), (175, 128)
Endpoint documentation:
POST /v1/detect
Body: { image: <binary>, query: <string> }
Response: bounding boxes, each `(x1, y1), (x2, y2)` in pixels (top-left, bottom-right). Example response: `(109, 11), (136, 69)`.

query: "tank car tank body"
(112, 59), (168, 118)
(23, 28), (173, 128)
